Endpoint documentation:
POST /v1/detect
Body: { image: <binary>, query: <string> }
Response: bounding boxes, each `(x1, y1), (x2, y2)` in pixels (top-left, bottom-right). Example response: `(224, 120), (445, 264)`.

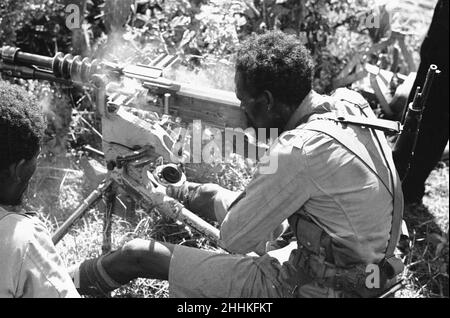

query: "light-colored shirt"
(217, 89), (397, 267)
(0, 206), (80, 298)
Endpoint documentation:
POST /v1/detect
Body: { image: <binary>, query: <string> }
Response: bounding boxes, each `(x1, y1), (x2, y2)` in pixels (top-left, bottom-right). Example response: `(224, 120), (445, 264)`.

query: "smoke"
(39, 88), (53, 116)
(37, 84), (72, 154)
(165, 61), (236, 91)
(90, 28), (236, 91)
(90, 29), (163, 66)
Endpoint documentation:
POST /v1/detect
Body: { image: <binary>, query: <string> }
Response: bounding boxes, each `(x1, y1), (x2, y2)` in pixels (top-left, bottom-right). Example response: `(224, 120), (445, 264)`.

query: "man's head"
(0, 81), (45, 206)
(235, 31), (314, 132)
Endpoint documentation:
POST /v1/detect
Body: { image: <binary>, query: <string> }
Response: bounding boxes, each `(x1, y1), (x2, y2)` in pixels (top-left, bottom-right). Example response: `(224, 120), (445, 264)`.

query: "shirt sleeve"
(15, 217), (80, 298)
(212, 187), (242, 224)
(219, 132), (313, 254)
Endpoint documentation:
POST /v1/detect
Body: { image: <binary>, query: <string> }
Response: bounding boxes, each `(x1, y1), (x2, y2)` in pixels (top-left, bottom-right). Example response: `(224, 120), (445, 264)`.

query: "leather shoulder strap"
(368, 127), (404, 259)
(314, 112), (402, 135)
(303, 119), (392, 195)
(356, 105), (404, 260)
(302, 118), (403, 259)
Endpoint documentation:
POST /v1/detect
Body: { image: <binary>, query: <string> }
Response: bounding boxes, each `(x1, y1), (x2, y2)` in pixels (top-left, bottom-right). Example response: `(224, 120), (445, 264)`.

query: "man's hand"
(165, 182), (198, 207)
(166, 182), (222, 222)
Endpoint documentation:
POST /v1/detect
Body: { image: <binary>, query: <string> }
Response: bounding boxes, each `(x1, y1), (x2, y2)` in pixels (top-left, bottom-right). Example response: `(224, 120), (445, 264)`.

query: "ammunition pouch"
(379, 256), (405, 280)
(289, 213), (404, 298)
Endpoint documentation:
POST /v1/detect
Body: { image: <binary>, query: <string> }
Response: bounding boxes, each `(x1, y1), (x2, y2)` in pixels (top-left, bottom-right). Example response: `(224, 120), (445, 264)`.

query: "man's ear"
(261, 90), (274, 112)
(8, 159), (27, 182)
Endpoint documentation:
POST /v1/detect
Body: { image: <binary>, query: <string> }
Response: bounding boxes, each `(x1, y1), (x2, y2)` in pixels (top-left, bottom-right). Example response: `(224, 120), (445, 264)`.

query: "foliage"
(0, 0), (73, 55)
(1, 0), (376, 93)
(401, 166), (449, 298)
(2, 0), (447, 298)
(107, 0), (375, 93)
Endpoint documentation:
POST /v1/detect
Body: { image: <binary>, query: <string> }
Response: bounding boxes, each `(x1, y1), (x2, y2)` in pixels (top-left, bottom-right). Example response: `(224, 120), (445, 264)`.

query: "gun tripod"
(51, 146), (224, 257)
(51, 178), (113, 251)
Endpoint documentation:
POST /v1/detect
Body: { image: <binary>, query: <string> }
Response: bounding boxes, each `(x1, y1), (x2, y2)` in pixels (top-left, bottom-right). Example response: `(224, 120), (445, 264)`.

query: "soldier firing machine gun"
(0, 46), (440, 262)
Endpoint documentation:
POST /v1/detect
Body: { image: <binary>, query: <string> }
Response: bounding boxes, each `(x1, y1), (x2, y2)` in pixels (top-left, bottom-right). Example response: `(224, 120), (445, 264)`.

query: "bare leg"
(102, 238), (175, 282)
(73, 238), (175, 296)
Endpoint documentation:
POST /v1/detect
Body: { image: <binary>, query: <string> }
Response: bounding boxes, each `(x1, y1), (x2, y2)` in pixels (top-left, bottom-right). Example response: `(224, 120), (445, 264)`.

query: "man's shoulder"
(332, 87), (369, 106)
(259, 127), (328, 176)
(0, 206), (39, 225)
(0, 208), (47, 247)
(276, 125), (334, 157)
(277, 127), (320, 149)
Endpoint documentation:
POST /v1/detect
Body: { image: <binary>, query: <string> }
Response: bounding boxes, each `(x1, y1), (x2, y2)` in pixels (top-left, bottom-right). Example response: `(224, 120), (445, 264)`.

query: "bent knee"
(121, 238), (153, 264)
(200, 183), (222, 193)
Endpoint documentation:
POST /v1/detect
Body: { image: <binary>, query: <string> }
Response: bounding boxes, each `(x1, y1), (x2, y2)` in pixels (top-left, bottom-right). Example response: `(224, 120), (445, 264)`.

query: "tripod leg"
(52, 179), (112, 245)
(102, 184), (116, 255)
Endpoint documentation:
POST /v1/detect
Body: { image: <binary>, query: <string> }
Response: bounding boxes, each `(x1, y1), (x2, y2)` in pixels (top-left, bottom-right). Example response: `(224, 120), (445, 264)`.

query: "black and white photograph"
(0, 0), (448, 304)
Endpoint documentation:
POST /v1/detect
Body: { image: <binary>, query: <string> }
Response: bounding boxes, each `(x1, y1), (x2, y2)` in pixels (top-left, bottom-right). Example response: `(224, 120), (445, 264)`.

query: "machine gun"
(0, 46), (250, 252)
(0, 46), (245, 127)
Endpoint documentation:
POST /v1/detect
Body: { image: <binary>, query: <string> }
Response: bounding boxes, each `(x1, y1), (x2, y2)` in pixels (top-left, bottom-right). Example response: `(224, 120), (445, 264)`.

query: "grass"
(24, 151), (449, 298)
(398, 164), (449, 298)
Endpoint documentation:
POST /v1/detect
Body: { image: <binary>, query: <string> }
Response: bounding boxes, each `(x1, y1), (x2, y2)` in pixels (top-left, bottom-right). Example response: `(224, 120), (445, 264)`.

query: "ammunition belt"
(292, 243), (396, 298)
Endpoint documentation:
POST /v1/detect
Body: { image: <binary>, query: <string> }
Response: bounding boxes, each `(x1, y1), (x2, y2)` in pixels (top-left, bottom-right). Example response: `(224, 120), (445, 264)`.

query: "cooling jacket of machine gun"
(0, 46), (124, 85)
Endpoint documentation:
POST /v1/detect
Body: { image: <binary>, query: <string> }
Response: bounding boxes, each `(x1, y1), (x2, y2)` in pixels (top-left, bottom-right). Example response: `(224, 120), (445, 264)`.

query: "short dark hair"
(0, 81), (45, 169)
(236, 30), (314, 106)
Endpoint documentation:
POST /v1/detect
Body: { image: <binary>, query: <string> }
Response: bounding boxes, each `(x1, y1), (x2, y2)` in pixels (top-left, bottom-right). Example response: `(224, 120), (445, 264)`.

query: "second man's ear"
(9, 159), (27, 182)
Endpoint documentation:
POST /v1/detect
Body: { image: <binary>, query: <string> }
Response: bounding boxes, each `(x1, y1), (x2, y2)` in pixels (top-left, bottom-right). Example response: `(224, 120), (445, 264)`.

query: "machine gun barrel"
(0, 62), (70, 84)
(2, 48), (54, 69)
(1, 46), (105, 83)
(393, 64), (440, 181)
